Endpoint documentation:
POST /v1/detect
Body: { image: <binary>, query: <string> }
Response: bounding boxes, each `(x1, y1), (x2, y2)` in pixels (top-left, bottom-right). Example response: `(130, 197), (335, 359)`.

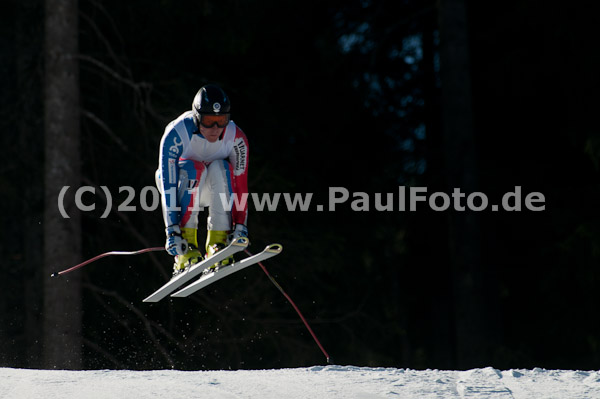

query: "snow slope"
(1, 365), (599, 399)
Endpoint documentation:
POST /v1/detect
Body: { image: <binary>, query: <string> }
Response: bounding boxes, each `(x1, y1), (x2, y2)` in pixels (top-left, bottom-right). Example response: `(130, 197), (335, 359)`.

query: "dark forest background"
(1, 0), (599, 371)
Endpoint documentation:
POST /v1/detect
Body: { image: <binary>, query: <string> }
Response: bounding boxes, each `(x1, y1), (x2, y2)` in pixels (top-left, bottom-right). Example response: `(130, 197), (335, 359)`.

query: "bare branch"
(81, 176), (169, 280)
(79, 11), (130, 77)
(85, 283), (177, 368)
(82, 337), (127, 369)
(76, 54), (149, 92)
(81, 109), (129, 152)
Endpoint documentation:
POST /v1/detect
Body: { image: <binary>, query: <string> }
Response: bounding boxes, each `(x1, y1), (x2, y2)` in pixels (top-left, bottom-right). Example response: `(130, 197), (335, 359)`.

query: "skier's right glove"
(230, 224), (248, 241)
(165, 225), (188, 256)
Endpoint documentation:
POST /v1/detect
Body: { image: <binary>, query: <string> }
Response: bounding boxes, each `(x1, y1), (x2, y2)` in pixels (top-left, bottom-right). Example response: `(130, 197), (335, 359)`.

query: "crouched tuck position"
(157, 84), (249, 275)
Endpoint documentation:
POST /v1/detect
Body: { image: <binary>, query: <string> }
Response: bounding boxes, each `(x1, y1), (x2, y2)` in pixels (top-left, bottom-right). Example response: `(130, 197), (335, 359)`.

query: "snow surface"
(1, 365), (600, 398)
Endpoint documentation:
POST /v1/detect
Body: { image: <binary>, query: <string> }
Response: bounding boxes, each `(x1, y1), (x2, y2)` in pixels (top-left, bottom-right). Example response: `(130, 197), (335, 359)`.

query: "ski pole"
(245, 249), (331, 364)
(51, 247), (164, 277)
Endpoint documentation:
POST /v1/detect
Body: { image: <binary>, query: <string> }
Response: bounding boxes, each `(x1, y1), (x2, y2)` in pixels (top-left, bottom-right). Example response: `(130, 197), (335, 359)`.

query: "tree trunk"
(421, 14), (456, 370)
(16, 0), (45, 369)
(438, 0), (497, 368)
(43, 0), (82, 369)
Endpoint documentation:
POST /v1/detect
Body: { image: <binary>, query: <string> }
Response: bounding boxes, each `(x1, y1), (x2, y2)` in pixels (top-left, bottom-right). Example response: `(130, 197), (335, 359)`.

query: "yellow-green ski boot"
(173, 227), (203, 275)
(205, 230), (233, 270)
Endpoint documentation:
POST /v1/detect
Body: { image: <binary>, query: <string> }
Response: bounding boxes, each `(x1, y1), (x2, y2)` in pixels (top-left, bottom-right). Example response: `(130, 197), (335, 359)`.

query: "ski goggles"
(198, 113), (230, 128)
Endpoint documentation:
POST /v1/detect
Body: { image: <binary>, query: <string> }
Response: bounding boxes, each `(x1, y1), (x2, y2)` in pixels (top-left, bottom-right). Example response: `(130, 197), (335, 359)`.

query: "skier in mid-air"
(156, 84), (249, 275)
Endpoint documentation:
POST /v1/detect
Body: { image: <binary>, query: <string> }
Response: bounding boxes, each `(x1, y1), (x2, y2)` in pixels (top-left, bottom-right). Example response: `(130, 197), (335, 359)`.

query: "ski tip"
(50, 272), (60, 278)
(266, 243), (283, 253)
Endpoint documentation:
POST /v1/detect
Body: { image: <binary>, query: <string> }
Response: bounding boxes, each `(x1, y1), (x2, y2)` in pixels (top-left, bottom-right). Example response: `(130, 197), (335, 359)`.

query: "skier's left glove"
(230, 224), (248, 242)
(165, 225), (188, 256)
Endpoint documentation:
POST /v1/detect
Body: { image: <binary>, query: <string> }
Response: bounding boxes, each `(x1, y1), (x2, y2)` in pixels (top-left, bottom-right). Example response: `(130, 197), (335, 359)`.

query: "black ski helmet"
(192, 84), (230, 118)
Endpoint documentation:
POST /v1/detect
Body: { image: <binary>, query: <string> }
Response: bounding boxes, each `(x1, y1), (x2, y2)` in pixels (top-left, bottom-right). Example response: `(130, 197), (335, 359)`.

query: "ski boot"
(205, 230), (233, 271)
(173, 227), (203, 276)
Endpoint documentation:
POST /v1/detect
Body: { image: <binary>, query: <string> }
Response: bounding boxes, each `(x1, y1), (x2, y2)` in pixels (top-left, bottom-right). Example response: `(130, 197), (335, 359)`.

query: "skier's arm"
(228, 126), (249, 227)
(158, 126), (183, 228)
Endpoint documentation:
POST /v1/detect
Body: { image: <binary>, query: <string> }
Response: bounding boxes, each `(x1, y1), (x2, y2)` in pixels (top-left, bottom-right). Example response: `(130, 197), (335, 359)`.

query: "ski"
(171, 243), (283, 298)
(143, 237), (249, 303)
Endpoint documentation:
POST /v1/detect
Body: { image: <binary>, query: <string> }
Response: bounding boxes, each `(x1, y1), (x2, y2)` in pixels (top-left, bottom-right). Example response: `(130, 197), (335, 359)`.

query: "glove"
(230, 224), (248, 242)
(165, 225), (188, 256)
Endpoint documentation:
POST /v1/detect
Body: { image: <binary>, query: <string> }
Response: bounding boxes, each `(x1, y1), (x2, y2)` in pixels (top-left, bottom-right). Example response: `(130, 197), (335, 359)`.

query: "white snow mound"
(1, 365), (599, 399)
